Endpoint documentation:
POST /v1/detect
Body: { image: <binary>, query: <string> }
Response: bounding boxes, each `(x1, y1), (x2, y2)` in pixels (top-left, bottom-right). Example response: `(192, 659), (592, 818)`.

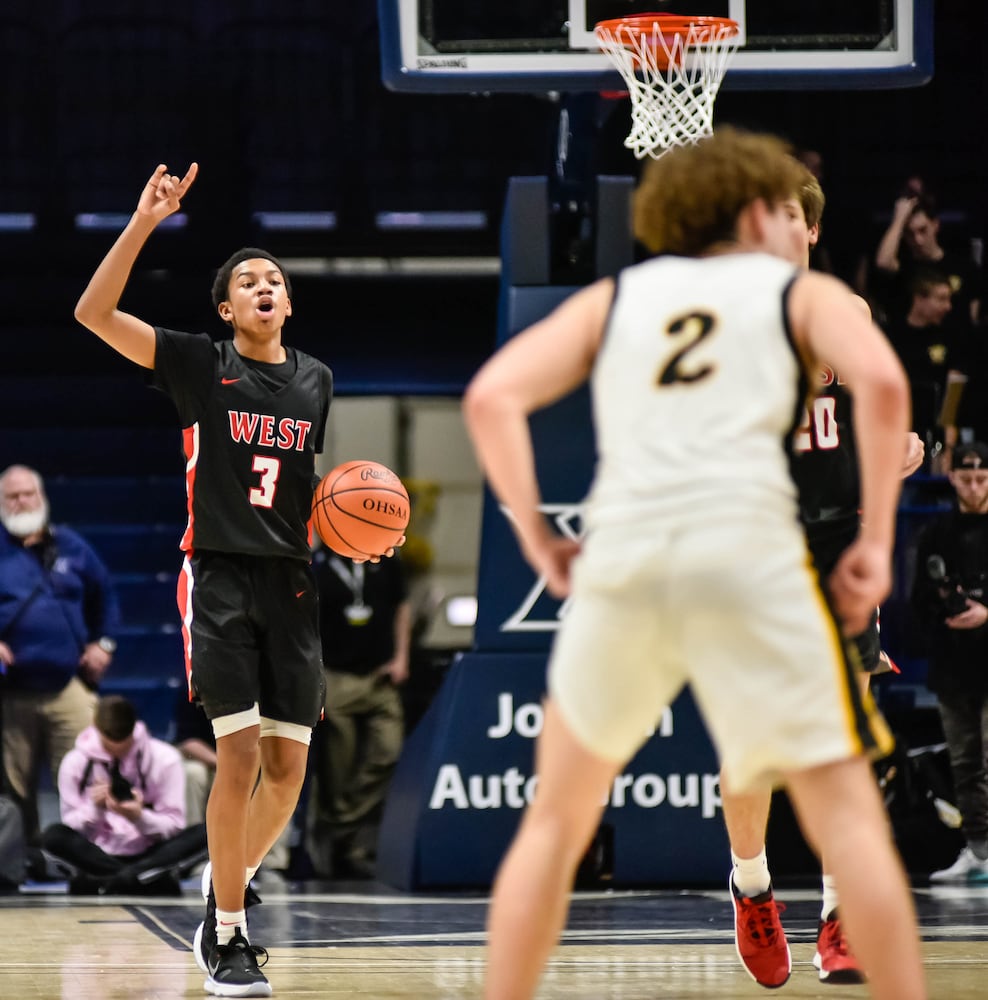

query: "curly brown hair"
(633, 127), (807, 256)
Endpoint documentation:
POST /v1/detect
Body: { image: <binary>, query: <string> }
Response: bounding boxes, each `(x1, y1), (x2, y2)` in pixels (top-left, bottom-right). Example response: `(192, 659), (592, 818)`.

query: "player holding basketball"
(722, 167), (925, 989)
(463, 127), (926, 1000)
(74, 163), (333, 998)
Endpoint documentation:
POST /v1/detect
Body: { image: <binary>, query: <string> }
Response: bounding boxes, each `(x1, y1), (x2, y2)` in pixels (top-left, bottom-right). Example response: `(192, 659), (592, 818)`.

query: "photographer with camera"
(911, 441), (988, 882)
(40, 695), (207, 894)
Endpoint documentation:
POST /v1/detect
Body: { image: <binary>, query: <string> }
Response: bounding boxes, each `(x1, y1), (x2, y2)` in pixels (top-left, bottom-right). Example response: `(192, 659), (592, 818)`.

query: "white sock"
(216, 908), (247, 946)
(245, 864), (260, 886)
(821, 874), (839, 921)
(731, 848), (771, 897)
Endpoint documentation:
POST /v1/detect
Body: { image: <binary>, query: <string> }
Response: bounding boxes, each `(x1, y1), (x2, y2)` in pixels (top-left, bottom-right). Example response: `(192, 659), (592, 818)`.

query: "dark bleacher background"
(1, 0), (986, 736)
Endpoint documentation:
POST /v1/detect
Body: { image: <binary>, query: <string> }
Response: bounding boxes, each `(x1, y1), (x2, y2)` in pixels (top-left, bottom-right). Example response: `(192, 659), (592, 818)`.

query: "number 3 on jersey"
(250, 454), (282, 507)
(794, 395), (839, 452)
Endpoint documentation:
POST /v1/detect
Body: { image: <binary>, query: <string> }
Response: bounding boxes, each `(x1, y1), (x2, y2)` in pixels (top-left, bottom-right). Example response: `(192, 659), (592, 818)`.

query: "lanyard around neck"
(329, 556), (365, 602)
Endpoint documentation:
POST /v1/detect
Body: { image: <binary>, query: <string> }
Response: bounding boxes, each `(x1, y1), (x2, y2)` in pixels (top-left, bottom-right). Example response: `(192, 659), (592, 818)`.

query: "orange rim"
(596, 13), (739, 49)
(596, 14), (738, 72)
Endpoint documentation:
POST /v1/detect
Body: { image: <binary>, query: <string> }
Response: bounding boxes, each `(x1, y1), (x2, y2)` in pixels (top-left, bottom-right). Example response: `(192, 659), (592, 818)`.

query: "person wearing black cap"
(910, 441), (988, 882)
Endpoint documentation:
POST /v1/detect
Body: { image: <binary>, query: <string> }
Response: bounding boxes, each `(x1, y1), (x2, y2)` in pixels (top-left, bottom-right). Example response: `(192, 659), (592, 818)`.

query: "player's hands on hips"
(137, 163), (198, 223)
(522, 534), (581, 599)
(828, 538), (891, 636)
(901, 431), (925, 478)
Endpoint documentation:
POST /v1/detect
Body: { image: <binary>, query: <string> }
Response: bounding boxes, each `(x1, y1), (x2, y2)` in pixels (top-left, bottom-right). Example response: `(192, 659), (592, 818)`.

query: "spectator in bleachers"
(882, 269), (965, 461)
(853, 172), (926, 307)
(0, 464), (120, 846)
(40, 694), (206, 894)
(872, 191), (982, 331)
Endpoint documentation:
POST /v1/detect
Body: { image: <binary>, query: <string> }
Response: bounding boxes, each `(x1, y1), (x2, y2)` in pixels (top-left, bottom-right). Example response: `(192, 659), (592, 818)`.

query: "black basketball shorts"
(183, 551), (325, 726)
(808, 517), (882, 674)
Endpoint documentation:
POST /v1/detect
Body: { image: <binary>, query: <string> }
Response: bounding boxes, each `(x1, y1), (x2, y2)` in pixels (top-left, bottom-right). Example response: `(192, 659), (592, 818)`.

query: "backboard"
(379, 0), (933, 93)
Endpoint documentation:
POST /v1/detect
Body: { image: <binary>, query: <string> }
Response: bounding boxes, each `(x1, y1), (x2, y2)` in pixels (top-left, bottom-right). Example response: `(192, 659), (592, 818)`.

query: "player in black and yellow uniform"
(721, 167), (924, 990)
(75, 163), (333, 998)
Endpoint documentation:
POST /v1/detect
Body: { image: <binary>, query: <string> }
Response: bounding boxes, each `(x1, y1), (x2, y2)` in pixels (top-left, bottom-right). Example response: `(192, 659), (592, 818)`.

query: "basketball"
(311, 460), (410, 558)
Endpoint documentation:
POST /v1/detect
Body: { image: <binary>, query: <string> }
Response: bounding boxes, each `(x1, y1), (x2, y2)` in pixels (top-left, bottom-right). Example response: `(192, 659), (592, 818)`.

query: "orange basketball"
(311, 460), (410, 558)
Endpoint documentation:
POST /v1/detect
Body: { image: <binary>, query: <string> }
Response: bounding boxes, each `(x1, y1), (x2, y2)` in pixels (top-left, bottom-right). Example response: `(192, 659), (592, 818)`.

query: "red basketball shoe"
(730, 875), (791, 988)
(813, 910), (865, 984)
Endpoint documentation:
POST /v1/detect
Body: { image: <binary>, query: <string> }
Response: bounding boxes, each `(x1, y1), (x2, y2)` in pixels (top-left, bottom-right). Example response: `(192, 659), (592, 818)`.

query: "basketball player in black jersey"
(74, 163), (335, 997)
(722, 167), (925, 990)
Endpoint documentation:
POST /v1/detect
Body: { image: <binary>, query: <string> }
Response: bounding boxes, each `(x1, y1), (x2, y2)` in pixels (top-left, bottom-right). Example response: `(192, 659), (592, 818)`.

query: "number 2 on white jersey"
(794, 395), (839, 452)
(657, 311), (717, 386)
(249, 455), (281, 507)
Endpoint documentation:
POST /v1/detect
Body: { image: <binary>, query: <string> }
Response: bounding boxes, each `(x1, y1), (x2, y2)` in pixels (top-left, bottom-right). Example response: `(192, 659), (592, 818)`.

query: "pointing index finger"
(177, 161), (199, 195)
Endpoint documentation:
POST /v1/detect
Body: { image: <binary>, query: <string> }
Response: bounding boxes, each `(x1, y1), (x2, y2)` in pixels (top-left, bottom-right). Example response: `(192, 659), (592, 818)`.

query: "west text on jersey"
(228, 410), (314, 451)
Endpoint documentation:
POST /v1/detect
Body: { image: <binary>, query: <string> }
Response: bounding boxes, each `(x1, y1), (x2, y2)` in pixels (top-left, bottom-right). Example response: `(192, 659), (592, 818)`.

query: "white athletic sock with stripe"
(731, 848), (771, 897)
(216, 908), (248, 946)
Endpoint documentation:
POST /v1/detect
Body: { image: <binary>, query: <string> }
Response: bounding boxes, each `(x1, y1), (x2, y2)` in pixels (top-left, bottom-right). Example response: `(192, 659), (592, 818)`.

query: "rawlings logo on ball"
(360, 466), (399, 483)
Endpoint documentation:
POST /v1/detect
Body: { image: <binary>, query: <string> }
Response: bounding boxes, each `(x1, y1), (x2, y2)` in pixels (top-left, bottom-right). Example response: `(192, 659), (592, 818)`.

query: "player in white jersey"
(463, 127), (925, 1000)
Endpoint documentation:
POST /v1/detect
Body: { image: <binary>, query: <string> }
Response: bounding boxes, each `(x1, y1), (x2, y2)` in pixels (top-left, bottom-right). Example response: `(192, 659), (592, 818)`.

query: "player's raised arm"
(74, 163), (198, 369)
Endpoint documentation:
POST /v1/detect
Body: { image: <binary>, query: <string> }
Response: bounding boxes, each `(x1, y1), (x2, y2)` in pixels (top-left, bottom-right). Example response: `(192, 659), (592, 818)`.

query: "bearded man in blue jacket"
(0, 465), (120, 844)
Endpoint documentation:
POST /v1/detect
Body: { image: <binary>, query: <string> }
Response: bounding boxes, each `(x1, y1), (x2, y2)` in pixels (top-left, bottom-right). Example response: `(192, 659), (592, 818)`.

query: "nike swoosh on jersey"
(221, 377), (240, 385)
(296, 590), (306, 598)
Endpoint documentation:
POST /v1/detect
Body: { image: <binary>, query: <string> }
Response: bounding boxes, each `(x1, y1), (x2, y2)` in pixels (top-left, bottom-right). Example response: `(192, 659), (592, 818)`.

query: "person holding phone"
(39, 695), (207, 894)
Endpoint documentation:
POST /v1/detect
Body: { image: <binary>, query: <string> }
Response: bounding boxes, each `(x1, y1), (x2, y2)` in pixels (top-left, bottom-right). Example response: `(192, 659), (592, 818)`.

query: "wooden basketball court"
(1, 878), (986, 997)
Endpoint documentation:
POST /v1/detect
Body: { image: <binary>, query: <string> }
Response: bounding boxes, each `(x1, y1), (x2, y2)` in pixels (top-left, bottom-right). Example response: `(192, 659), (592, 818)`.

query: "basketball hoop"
(594, 14), (740, 160)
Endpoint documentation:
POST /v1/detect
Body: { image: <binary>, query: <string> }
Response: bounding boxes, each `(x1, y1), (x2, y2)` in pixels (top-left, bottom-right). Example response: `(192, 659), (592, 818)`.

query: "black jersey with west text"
(152, 328), (333, 560)
(793, 364), (860, 548)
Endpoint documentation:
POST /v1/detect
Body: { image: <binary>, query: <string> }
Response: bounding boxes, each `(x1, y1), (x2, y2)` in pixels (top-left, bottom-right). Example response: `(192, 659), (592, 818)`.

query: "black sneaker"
(193, 863), (264, 974)
(204, 928), (271, 998)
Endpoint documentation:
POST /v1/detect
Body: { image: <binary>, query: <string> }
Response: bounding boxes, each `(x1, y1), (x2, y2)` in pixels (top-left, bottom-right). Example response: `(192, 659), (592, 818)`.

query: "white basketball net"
(595, 18), (740, 160)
